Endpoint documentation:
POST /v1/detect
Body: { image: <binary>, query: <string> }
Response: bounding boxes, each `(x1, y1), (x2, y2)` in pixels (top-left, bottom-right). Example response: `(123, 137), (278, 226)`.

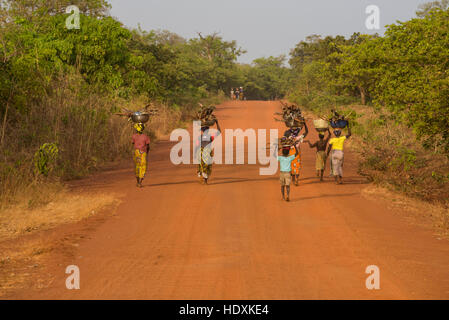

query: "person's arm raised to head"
(274, 145), (280, 158)
(194, 135), (200, 155)
(326, 128), (331, 141)
(304, 140), (311, 148)
(294, 144), (299, 157)
(346, 122), (352, 138)
(303, 122), (309, 138)
(307, 140), (317, 148)
(215, 120), (222, 136)
(327, 144), (332, 157)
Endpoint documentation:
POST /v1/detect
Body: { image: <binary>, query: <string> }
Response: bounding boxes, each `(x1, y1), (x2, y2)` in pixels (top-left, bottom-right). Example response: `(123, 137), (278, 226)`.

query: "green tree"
(332, 35), (380, 105)
(373, 10), (449, 153)
(416, 0), (449, 17)
(244, 56), (291, 100)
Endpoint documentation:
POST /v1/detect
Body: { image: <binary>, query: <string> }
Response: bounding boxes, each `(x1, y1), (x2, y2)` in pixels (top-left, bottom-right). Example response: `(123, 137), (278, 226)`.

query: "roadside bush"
(342, 106), (449, 203)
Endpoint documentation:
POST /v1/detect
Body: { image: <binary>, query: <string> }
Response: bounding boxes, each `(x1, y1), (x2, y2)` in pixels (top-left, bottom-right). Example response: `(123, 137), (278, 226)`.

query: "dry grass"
(0, 186), (120, 242)
(362, 185), (449, 238)
(301, 102), (449, 234)
(0, 237), (55, 295)
(0, 187), (120, 296)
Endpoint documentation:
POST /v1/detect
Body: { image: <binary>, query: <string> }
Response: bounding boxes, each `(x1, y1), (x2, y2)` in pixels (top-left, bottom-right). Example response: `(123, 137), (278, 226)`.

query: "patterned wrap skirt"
(133, 149), (147, 179)
(289, 146), (302, 175)
(197, 147), (213, 176)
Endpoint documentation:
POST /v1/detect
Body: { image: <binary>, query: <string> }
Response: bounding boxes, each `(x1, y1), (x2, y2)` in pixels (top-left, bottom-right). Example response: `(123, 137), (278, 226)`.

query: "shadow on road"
(299, 176), (370, 186)
(145, 176), (279, 187)
(290, 192), (359, 202)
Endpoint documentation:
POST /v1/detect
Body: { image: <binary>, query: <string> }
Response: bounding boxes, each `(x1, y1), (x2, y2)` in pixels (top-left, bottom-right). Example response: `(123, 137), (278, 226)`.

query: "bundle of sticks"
(318, 109), (353, 129)
(279, 136), (296, 148)
(197, 104), (217, 127)
(274, 101), (305, 128)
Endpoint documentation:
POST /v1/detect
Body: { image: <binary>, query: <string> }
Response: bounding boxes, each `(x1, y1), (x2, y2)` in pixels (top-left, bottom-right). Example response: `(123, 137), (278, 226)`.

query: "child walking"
(283, 122), (308, 186)
(277, 144), (299, 202)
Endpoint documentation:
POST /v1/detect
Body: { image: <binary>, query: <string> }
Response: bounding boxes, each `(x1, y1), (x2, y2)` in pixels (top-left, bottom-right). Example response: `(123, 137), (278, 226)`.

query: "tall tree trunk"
(359, 86), (367, 105)
(1, 100), (9, 149)
(1, 88), (13, 149)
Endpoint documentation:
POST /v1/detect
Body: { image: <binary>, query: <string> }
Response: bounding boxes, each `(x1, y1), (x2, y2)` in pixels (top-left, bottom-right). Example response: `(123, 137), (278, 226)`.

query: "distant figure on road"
(234, 88), (240, 100)
(278, 143), (299, 202)
(239, 87), (244, 100)
(327, 123), (352, 184)
(284, 122), (308, 186)
(230, 88), (235, 100)
(132, 123), (150, 188)
(305, 128), (331, 181)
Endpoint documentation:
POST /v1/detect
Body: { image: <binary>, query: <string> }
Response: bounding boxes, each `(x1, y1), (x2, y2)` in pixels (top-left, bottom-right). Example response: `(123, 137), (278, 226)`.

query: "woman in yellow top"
(326, 123), (351, 185)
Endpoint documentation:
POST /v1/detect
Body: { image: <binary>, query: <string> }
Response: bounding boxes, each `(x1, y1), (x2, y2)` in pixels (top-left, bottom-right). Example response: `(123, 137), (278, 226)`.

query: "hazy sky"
(108, 0), (430, 63)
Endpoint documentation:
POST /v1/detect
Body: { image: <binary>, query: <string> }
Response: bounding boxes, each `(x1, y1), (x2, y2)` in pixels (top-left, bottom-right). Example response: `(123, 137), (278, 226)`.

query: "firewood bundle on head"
(329, 109), (349, 129)
(197, 104), (217, 127)
(279, 136), (296, 148)
(274, 102), (305, 129)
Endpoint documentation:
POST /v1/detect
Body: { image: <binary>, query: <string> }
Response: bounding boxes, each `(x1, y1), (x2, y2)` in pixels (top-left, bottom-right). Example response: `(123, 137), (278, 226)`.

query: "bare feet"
(137, 179), (143, 188)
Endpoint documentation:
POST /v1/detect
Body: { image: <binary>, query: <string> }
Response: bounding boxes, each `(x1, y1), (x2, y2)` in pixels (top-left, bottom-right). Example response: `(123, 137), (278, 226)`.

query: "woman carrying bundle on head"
(283, 122), (308, 186)
(132, 123), (150, 188)
(195, 106), (221, 184)
(327, 122), (352, 185)
(115, 105), (156, 188)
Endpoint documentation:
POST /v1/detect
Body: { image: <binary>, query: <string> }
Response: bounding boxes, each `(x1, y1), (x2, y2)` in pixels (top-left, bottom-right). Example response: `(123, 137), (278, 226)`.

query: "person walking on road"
(305, 128), (331, 181)
(327, 123), (352, 184)
(234, 88), (240, 101)
(284, 123), (308, 186)
(195, 120), (222, 185)
(132, 123), (150, 188)
(278, 143), (299, 202)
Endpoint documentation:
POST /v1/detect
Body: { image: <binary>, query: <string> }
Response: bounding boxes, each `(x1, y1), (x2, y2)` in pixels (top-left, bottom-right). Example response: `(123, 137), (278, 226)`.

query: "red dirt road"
(13, 101), (449, 299)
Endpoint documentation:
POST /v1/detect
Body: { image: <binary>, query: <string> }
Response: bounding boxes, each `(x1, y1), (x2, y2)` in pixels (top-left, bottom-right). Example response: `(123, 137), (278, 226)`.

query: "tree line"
(287, 6), (449, 155)
(0, 0), (448, 205)
(286, 1), (448, 201)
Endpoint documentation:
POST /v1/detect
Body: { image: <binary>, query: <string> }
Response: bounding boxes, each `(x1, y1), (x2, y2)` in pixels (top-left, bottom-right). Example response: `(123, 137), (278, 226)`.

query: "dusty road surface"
(10, 101), (449, 299)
